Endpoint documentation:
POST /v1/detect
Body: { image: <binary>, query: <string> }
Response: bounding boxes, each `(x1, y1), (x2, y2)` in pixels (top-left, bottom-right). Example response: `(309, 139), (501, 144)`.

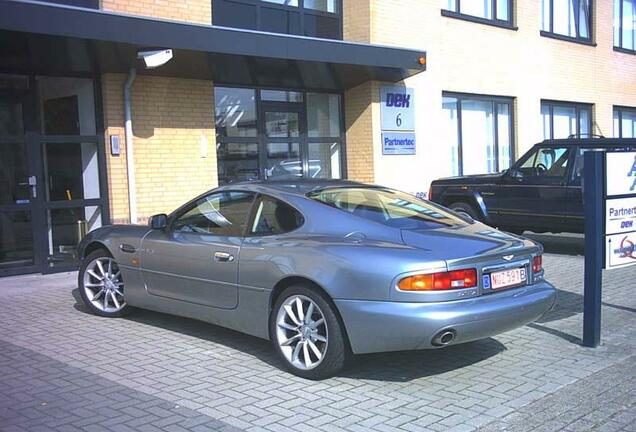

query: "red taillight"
(398, 268), (477, 291)
(532, 255), (543, 273)
(428, 185), (433, 201)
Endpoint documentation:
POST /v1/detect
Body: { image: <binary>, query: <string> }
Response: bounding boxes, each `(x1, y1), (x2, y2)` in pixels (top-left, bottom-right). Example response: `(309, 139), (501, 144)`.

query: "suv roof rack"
(567, 133), (605, 139)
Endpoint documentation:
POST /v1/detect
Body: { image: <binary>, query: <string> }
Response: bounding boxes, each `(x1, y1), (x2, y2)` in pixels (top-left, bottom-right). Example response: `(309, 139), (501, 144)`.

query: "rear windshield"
(308, 187), (468, 230)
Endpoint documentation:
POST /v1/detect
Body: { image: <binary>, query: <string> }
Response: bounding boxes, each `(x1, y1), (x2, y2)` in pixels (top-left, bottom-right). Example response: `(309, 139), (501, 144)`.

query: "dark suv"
(429, 138), (636, 234)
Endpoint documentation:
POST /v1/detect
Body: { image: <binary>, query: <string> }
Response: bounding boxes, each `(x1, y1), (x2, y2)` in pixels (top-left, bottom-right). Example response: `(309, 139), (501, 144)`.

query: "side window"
(572, 148), (605, 180)
(519, 147), (569, 177)
(573, 148), (586, 180)
(251, 196), (304, 235)
(172, 191), (254, 236)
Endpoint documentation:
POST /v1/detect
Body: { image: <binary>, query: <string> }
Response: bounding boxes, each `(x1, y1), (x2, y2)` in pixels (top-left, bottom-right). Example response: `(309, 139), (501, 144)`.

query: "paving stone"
(0, 233), (635, 432)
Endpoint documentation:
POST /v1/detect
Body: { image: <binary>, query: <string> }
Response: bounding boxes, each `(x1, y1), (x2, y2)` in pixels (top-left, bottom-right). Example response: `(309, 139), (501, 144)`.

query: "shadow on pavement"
(522, 233), (585, 256)
(72, 288), (507, 382)
(527, 322), (581, 344)
(343, 338), (506, 382)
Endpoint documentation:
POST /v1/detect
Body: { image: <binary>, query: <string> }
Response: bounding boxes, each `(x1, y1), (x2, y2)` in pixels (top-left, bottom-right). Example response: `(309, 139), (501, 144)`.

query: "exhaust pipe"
(432, 329), (456, 346)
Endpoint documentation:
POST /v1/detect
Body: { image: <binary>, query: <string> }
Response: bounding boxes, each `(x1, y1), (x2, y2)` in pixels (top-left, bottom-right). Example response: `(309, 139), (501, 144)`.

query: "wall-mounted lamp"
(137, 49), (173, 69)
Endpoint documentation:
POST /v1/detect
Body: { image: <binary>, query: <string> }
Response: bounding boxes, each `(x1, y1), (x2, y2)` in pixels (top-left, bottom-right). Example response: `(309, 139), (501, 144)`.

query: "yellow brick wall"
(342, 0), (636, 196)
(343, 0), (371, 43)
(101, 0), (211, 24)
(344, 81), (378, 183)
(101, 74), (217, 224)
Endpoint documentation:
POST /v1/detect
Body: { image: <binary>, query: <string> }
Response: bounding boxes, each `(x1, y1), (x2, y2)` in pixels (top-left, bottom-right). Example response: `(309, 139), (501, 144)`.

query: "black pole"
(582, 151), (604, 348)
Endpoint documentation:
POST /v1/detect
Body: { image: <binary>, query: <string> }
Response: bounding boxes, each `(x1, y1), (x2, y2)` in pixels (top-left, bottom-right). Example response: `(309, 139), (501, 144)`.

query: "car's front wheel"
(271, 285), (347, 380)
(78, 249), (130, 317)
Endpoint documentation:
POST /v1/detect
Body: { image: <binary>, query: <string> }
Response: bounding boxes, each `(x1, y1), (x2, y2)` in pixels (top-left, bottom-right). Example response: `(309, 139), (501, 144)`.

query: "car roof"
(535, 138), (636, 148)
(219, 179), (372, 196)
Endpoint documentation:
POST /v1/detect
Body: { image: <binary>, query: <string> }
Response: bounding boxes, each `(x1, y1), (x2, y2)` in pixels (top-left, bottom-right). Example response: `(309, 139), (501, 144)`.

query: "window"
(217, 143), (259, 184)
(215, 87), (257, 138)
(541, 0), (592, 42)
(309, 187), (468, 230)
(518, 147), (570, 178)
(442, 93), (514, 176)
(214, 86), (344, 184)
(213, 0), (341, 39)
(615, 0), (636, 51)
(251, 195), (304, 234)
(541, 101), (592, 139)
(173, 191), (254, 236)
(614, 106), (636, 137)
(442, 0), (513, 27)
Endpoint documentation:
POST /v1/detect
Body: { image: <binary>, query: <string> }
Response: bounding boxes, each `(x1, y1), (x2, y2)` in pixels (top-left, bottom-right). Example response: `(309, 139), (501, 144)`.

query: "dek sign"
(380, 86), (415, 132)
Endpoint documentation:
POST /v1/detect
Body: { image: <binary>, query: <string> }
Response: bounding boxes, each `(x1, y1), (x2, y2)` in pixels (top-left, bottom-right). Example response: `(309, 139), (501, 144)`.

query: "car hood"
(400, 222), (538, 263)
(434, 172), (503, 185)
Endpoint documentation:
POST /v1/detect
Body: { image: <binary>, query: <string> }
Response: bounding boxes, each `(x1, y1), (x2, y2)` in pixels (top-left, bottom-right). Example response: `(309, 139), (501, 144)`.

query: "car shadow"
(71, 288), (507, 382)
(342, 338), (506, 382)
(521, 232), (585, 256)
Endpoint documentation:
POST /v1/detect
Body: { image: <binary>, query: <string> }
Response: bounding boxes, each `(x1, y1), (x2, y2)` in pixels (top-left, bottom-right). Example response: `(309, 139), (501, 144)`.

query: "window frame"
(541, 100), (593, 140)
(212, 0), (343, 40)
(170, 190), (257, 237)
(214, 84), (346, 185)
(614, 105), (636, 137)
(442, 91), (516, 177)
(540, 0), (595, 45)
(441, 0), (516, 30)
(614, 0), (636, 53)
(246, 193), (305, 237)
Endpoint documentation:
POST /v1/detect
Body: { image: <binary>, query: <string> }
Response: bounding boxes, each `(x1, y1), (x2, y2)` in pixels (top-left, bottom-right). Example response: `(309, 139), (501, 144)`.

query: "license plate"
(489, 267), (527, 290)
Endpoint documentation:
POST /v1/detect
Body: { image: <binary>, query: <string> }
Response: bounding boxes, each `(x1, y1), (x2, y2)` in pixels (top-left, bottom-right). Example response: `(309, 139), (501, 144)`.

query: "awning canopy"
(0, 0), (426, 90)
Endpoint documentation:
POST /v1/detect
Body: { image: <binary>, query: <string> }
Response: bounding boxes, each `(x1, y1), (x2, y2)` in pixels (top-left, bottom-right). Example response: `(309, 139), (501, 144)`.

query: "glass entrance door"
(261, 97), (306, 180)
(0, 95), (39, 276)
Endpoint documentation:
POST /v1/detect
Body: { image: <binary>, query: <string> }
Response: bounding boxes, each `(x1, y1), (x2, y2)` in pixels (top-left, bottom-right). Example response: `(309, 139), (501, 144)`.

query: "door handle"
(119, 244), (137, 253)
(18, 176), (37, 198)
(213, 251), (234, 262)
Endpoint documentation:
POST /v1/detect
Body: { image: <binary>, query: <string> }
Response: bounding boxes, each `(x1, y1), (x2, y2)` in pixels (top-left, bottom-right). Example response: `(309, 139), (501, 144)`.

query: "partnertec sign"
(606, 197), (636, 234)
(381, 132), (416, 155)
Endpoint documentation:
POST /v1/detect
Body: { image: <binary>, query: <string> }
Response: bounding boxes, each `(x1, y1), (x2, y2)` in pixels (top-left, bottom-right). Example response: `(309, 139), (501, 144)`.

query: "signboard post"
(583, 150), (636, 348)
(582, 151), (604, 348)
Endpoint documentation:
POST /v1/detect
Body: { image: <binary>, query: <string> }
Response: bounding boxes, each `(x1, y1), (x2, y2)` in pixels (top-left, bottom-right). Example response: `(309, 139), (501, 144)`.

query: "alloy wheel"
(275, 295), (328, 370)
(82, 257), (126, 313)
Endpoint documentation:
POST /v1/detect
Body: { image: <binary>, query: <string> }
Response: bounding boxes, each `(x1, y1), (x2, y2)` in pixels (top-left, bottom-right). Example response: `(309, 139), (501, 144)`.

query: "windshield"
(308, 187), (469, 230)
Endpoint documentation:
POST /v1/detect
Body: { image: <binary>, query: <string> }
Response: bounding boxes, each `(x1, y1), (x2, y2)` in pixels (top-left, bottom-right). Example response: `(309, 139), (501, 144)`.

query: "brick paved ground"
(0, 233), (634, 432)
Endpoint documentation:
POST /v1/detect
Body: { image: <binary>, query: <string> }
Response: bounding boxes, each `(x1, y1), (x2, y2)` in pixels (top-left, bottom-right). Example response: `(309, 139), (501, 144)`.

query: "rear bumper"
(335, 281), (556, 354)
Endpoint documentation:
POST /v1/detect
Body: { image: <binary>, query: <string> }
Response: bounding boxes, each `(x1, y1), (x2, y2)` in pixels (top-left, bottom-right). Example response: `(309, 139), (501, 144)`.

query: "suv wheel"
(449, 202), (480, 222)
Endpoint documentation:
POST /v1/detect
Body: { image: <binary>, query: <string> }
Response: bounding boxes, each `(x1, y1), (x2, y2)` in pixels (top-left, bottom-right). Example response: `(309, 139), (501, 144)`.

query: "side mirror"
(508, 169), (523, 180)
(149, 213), (168, 230)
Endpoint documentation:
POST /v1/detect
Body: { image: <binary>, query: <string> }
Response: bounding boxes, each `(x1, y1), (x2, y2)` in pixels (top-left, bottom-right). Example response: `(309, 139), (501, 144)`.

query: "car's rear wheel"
(78, 249), (130, 317)
(271, 285), (346, 380)
(449, 202), (480, 222)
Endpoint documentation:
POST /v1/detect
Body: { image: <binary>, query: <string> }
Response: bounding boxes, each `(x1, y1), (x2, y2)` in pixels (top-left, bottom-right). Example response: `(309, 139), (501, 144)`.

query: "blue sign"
(382, 132), (416, 155)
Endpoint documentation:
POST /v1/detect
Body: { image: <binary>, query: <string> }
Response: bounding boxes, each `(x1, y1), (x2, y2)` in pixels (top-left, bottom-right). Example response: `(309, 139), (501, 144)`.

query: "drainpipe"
(124, 67), (137, 224)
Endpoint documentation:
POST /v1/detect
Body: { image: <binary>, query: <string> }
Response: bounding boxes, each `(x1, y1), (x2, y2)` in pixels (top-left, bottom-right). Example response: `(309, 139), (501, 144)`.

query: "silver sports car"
(78, 180), (556, 379)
